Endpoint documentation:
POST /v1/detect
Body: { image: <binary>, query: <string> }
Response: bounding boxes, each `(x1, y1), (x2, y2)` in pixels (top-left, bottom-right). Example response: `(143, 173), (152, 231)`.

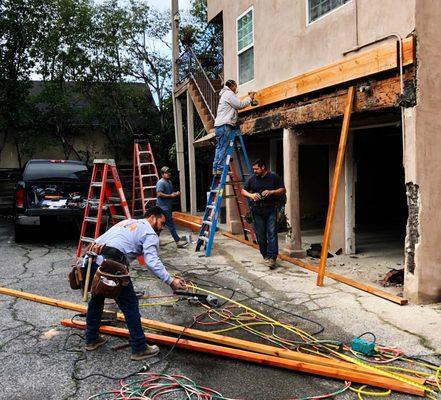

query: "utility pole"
(171, 0), (187, 211)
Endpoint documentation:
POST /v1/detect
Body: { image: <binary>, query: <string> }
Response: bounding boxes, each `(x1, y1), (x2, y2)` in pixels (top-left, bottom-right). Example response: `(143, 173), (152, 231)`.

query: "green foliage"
(0, 0), (177, 169)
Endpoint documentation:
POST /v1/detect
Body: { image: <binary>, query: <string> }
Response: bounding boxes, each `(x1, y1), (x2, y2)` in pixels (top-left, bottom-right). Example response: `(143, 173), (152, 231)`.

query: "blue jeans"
(86, 267), (147, 354)
(163, 209), (180, 242)
(213, 124), (235, 171)
(252, 207), (279, 260)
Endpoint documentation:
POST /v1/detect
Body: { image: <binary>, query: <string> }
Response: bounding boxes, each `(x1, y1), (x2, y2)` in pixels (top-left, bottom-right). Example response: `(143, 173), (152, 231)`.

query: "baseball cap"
(160, 166), (170, 173)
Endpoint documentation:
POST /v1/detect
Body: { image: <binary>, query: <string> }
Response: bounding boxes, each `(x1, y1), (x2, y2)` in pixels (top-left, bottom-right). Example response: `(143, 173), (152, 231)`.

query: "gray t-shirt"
(156, 178), (174, 211)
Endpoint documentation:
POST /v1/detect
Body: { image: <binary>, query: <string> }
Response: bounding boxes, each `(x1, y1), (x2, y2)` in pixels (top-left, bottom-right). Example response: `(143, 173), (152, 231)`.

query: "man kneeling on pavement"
(84, 206), (187, 361)
(242, 159), (286, 270)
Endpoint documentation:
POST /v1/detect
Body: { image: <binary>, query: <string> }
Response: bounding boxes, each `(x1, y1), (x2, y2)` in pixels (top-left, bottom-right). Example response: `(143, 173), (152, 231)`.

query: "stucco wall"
(208, 0), (415, 95)
(404, 0), (441, 303)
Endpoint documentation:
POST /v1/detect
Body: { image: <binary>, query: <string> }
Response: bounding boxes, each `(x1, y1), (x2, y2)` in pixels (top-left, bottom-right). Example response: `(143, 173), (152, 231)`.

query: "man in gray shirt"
(85, 206), (187, 361)
(156, 166), (187, 248)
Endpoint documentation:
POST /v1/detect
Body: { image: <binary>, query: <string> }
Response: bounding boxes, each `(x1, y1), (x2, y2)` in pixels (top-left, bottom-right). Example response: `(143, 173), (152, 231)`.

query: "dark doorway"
(354, 126), (407, 252)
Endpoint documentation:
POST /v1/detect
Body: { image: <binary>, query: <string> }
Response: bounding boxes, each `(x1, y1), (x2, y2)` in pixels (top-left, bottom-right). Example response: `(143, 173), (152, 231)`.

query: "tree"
(0, 0), (47, 165)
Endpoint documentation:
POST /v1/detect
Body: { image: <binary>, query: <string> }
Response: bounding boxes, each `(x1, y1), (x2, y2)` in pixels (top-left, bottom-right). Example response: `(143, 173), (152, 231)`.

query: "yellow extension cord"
(186, 283), (438, 396)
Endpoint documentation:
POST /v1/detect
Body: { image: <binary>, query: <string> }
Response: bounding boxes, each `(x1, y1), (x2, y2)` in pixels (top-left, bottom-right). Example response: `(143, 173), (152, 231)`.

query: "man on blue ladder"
(242, 160), (286, 270)
(213, 79), (256, 175)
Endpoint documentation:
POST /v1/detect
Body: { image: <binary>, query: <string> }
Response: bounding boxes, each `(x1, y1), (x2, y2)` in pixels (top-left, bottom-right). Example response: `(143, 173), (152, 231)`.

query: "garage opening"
(354, 125), (407, 259)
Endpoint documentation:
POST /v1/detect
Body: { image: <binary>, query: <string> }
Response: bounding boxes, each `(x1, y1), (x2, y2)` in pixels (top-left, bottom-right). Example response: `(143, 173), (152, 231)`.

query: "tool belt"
(68, 244), (128, 294)
(91, 259), (130, 299)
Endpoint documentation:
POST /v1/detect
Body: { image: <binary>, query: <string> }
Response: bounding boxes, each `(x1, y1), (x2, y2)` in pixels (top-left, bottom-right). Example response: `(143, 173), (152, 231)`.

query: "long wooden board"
(221, 232), (407, 305)
(317, 87), (355, 286)
(0, 286), (408, 376)
(62, 320), (425, 396)
(239, 36), (415, 112)
(172, 211), (202, 232)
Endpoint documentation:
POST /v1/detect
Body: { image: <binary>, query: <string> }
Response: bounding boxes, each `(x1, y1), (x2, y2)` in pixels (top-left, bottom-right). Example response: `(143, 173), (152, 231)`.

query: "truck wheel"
(14, 223), (28, 243)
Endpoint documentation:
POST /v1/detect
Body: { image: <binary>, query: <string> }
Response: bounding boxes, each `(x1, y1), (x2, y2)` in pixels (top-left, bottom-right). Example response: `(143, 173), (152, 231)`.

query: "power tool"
(173, 291), (219, 308)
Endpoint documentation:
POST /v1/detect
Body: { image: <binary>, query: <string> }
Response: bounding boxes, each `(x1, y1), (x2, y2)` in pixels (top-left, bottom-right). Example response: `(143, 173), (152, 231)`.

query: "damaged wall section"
(405, 182), (420, 274)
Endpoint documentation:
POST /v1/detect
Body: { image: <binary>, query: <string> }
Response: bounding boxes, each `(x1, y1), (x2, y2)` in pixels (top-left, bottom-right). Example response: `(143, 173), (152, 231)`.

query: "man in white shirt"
(212, 79), (256, 175)
(85, 206), (187, 361)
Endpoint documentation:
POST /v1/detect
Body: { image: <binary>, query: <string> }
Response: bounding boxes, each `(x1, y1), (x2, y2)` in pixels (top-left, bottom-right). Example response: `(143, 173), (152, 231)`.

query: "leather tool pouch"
(91, 259), (130, 299)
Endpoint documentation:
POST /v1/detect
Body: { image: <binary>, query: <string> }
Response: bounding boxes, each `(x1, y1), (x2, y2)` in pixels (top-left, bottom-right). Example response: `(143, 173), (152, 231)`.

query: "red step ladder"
(229, 162), (256, 243)
(131, 138), (160, 217)
(76, 159), (131, 258)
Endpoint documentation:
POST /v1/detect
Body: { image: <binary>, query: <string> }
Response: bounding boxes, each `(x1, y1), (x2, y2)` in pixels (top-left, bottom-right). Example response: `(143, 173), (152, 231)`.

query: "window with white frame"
(308, 0), (350, 23)
(237, 8), (254, 84)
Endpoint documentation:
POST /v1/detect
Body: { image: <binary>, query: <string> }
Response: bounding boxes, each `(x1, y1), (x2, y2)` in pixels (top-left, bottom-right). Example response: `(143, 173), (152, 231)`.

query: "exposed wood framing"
(317, 87), (355, 286)
(222, 233), (407, 305)
(63, 320), (425, 395)
(240, 36), (415, 113)
(240, 69), (414, 135)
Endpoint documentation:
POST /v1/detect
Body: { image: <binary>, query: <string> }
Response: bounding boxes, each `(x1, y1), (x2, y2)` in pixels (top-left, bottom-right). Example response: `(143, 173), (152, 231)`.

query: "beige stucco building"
(172, 0), (441, 304)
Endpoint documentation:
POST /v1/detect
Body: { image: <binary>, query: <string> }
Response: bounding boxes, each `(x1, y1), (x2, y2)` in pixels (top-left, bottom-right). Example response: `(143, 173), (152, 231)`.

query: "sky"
(148, 0), (191, 11)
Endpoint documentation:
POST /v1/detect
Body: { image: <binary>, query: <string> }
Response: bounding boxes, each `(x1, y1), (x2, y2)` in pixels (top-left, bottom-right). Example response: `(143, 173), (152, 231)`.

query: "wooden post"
(187, 90), (197, 215)
(345, 130), (356, 254)
(317, 86), (355, 286)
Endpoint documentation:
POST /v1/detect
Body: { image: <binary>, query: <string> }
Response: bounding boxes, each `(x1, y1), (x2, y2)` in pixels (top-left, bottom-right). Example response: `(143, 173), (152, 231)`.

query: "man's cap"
(160, 166), (170, 173)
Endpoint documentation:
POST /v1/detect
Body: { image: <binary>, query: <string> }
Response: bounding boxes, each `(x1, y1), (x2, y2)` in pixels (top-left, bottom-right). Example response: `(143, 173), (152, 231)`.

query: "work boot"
(131, 344), (160, 361)
(268, 258), (277, 270)
(85, 335), (108, 351)
(176, 238), (188, 248)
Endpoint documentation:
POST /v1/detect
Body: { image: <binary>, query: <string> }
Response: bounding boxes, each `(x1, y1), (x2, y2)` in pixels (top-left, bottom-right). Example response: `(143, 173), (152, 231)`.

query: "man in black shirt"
(242, 159), (286, 269)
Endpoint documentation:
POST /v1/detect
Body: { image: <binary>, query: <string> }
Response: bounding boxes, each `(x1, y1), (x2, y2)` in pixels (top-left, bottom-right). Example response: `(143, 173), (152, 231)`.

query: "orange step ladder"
(76, 159), (131, 258)
(131, 137), (160, 217)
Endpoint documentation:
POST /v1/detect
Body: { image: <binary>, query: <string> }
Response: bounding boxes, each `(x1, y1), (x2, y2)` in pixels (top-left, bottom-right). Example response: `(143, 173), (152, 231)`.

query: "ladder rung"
(84, 217), (98, 223)
(112, 215), (126, 220)
(138, 151), (151, 155)
(198, 236), (209, 242)
(91, 182), (102, 187)
(143, 186), (156, 190)
(107, 197), (121, 202)
(81, 236), (95, 243)
(203, 220), (212, 226)
(139, 162), (154, 166)
(206, 205), (215, 209)
(144, 197), (156, 201)
(210, 189), (219, 193)
(141, 174), (157, 178)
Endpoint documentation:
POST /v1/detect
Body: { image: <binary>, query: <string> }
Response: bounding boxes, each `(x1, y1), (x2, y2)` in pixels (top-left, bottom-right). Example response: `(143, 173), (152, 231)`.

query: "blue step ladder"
(196, 128), (255, 257)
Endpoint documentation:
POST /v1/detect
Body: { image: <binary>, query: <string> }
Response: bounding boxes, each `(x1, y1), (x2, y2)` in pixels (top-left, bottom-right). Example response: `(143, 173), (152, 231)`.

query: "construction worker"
(85, 206), (187, 360)
(242, 159), (286, 270)
(213, 79), (256, 175)
(156, 166), (188, 248)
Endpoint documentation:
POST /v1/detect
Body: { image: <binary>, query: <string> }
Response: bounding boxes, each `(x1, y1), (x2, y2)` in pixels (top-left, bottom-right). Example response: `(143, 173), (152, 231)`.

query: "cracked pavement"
(0, 217), (440, 399)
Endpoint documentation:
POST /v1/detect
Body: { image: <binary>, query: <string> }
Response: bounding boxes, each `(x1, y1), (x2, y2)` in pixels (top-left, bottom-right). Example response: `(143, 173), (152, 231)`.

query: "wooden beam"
(239, 36), (415, 112)
(317, 87), (355, 286)
(239, 70), (414, 135)
(221, 232), (407, 305)
(62, 320), (425, 396)
(172, 211), (202, 232)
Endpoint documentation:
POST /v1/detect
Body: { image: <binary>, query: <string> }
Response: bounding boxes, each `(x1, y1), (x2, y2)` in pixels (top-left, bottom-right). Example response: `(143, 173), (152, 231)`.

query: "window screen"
(308, 0), (350, 23)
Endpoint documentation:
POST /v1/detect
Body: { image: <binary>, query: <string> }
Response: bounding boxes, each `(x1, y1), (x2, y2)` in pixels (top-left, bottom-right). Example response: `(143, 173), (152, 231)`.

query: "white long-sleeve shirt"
(214, 86), (252, 127)
(95, 219), (172, 284)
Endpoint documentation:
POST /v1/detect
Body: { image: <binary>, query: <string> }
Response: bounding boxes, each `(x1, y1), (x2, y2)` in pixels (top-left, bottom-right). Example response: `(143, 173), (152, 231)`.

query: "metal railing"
(176, 47), (222, 120)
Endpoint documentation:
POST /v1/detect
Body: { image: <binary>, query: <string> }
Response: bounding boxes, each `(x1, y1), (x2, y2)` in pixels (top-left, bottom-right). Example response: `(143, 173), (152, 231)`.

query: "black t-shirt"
(244, 172), (285, 207)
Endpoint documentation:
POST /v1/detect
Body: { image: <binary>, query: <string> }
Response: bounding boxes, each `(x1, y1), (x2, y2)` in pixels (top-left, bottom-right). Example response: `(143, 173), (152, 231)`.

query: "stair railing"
(177, 47), (220, 121)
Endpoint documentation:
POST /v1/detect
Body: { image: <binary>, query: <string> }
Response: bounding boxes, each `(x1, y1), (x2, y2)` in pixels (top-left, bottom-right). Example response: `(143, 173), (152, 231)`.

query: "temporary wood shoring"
(239, 69), (414, 135)
(317, 87), (355, 286)
(222, 233), (407, 305)
(62, 320), (424, 396)
(239, 36), (415, 113)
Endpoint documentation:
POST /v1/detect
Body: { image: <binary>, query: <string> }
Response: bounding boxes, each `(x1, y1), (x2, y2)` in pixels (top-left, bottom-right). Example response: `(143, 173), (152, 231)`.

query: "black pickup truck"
(13, 159), (90, 242)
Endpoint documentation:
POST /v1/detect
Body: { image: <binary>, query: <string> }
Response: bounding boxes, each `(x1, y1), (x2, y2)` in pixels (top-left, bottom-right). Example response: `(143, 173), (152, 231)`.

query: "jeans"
(213, 124), (236, 171)
(252, 207), (279, 260)
(163, 209), (180, 242)
(86, 265), (147, 354)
